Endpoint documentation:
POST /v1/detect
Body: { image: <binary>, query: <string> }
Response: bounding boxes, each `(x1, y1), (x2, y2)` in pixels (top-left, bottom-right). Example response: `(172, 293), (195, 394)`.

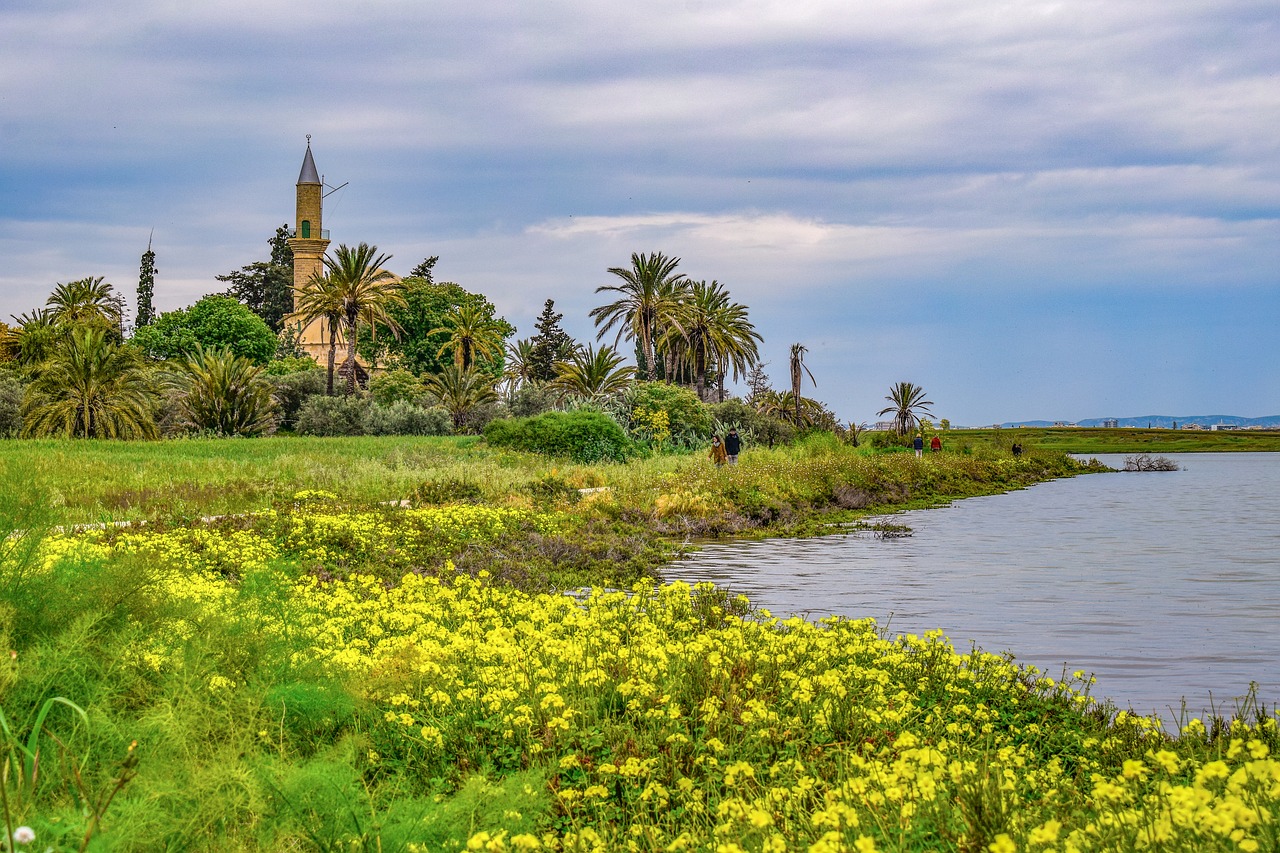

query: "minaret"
(288, 136), (332, 358)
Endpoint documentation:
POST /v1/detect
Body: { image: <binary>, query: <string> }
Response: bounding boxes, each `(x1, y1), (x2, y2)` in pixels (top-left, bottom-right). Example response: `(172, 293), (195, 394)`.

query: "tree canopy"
(358, 278), (513, 379)
(131, 294), (277, 365)
(217, 225), (295, 332)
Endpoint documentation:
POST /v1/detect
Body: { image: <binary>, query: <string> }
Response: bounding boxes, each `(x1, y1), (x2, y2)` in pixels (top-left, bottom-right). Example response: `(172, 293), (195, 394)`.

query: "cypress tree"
(136, 234), (157, 328)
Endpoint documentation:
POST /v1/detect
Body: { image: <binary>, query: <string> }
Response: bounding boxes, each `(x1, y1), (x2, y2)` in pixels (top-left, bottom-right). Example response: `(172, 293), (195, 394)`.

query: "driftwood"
(1123, 454), (1179, 472)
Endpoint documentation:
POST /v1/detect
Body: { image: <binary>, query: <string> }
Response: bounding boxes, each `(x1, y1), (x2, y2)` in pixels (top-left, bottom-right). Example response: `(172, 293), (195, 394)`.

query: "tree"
(744, 362), (771, 405)
(591, 252), (688, 382)
(431, 302), (506, 372)
(131, 294), (277, 365)
(216, 225), (295, 332)
(46, 277), (125, 339)
(357, 279), (513, 379)
(789, 343), (816, 426)
(504, 338), (537, 393)
(21, 326), (156, 439)
(169, 344), (277, 436)
(548, 344), (634, 400)
(293, 272), (345, 395)
(424, 365), (497, 432)
(324, 243), (406, 395)
(665, 280), (761, 402)
(528, 299), (576, 383)
(410, 256), (438, 281)
(137, 236), (157, 328)
(877, 381), (935, 436)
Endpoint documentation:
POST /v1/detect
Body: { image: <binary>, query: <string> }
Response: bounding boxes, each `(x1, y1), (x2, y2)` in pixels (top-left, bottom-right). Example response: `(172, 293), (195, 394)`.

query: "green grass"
(946, 427), (1280, 454)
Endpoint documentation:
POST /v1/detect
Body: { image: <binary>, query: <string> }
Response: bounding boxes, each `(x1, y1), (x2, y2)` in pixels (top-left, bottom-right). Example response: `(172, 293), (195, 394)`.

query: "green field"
(947, 426), (1280, 455)
(1, 436), (1277, 851)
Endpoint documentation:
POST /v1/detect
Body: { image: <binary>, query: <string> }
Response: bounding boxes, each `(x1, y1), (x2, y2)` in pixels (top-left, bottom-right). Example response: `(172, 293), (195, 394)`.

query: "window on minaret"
(302, 220), (311, 239)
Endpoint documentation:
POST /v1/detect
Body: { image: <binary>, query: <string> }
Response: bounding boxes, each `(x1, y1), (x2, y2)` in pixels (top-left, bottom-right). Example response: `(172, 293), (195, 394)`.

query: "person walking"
(913, 433), (924, 458)
(724, 427), (742, 466)
(709, 435), (728, 466)
(930, 434), (942, 453)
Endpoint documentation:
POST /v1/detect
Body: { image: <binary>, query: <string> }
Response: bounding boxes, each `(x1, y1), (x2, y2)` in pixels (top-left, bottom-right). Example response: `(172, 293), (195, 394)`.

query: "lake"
(673, 452), (1280, 723)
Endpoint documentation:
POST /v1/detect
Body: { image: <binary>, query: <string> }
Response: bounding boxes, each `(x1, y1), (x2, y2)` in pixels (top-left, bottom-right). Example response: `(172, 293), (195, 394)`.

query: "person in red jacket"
(930, 434), (942, 453)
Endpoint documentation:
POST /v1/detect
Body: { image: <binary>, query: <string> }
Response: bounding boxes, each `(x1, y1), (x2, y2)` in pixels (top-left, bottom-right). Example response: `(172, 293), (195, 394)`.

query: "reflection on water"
(674, 453), (1280, 721)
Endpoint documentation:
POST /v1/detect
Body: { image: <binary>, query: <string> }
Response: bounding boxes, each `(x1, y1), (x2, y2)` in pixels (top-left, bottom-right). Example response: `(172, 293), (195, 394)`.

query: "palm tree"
(548, 344), (634, 400)
(754, 388), (823, 429)
(21, 326), (156, 439)
(10, 309), (58, 368)
(430, 302), (506, 372)
(46, 276), (124, 334)
(665, 280), (761, 401)
(170, 344), (277, 436)
(504, 337), (538, 393)
(789, 343), (816, 426)
(293, 272), (345, 395)
(590, 252), (688, 381)
(424, 365), (498, 432)
(322, 243), (406, 395)
(878, 381), (934, 436)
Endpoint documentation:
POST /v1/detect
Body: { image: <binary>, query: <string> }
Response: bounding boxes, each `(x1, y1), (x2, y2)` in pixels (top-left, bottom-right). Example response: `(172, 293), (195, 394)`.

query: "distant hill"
(998, 415), (1280, 429)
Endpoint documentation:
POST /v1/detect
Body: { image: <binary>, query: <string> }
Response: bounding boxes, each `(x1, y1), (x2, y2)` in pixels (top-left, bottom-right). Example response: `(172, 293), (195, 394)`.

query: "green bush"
(484, 410), (632, 463)
(369, 368), (427, 407)
(624, 382), (712, 448)
(295, 395), (370, 437)
(362, 401), (452, 436)
(270, 369), (326, 432)
(508, 384), (557, 418)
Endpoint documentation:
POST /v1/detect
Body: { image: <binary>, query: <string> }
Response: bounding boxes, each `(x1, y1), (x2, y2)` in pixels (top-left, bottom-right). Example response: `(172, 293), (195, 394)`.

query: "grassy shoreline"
(2, 436), (1278, 850)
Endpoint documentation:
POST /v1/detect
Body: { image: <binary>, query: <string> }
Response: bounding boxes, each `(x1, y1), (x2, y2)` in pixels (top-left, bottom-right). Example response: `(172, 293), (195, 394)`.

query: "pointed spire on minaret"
(298, 135), (320, 185)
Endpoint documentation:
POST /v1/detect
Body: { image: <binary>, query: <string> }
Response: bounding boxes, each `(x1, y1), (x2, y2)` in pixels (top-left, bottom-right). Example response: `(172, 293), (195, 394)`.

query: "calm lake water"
(674, 452), (1280, 722)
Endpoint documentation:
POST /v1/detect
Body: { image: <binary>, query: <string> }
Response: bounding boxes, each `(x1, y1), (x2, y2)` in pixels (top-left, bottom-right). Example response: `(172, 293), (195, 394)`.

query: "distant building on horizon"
(1101, 418), (1119, 428)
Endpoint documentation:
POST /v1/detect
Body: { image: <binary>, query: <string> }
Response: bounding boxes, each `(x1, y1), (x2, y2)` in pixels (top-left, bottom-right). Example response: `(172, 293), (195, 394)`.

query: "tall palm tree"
(548, 344), (634, 400)
(323, 243), (406, 395)
(424, 365), (498, 432)
(170, 344), (277, 436)
(46, 276), (124, 334)
(590, 252), (688, 381)
(430, 302), (505, 371)
(21, 326), (156, 439)
(665, 280), (762, 401)
(789, 343), (816, 426)
(293, 271), (345, 395)
(878, 381), (934, 436)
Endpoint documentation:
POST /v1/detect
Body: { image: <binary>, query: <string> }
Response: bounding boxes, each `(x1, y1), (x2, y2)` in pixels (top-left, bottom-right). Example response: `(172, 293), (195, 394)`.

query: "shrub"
(264, 356), (320, 376)
(508, 384), (557, 418)
(624, 382), (712, 448)
(369, 369), (427, 407)
(484, 410), (632, 463)
(270, 369), (326, 432)
(362, 401), (452, 436)
(295, 395), (370, 437)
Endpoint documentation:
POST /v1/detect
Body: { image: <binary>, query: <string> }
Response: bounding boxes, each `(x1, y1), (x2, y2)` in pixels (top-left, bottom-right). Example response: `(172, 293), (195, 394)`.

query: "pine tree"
(136, 234), (157, 328)
(410, 256), (438, 282)
(528, 299), (576, 382)
(745, 362), (771, 403)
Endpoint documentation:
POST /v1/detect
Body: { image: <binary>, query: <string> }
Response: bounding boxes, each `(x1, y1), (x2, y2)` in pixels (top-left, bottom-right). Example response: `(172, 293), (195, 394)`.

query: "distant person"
(724, 428), (742, 466)
(913, 433), (924, 458)
(1012, 442), (1023, 457)
(709, 435), (728, 466)
(930, 434), (942, 452)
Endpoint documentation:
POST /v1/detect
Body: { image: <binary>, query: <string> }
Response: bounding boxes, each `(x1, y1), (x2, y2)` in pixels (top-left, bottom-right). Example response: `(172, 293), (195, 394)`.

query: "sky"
(2, 0), (1277, 426)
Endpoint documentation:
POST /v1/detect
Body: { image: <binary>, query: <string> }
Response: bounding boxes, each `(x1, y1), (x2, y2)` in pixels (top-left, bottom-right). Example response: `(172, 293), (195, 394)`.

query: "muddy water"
(674, 453), (1280, 721)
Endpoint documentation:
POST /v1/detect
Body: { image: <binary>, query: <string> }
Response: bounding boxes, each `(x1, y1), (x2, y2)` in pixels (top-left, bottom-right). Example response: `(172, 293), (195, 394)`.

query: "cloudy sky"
(3, 0), (1277, 425)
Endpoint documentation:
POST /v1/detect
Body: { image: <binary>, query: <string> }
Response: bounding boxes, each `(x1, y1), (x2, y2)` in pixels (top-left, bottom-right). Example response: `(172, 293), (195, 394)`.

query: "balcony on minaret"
(289, 226), (330, 240)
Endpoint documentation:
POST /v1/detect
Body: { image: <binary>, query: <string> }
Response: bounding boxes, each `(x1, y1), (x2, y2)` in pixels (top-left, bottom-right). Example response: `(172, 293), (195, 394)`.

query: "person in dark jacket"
(724, 428), (742, 466)
(913, 433), (924, 458)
